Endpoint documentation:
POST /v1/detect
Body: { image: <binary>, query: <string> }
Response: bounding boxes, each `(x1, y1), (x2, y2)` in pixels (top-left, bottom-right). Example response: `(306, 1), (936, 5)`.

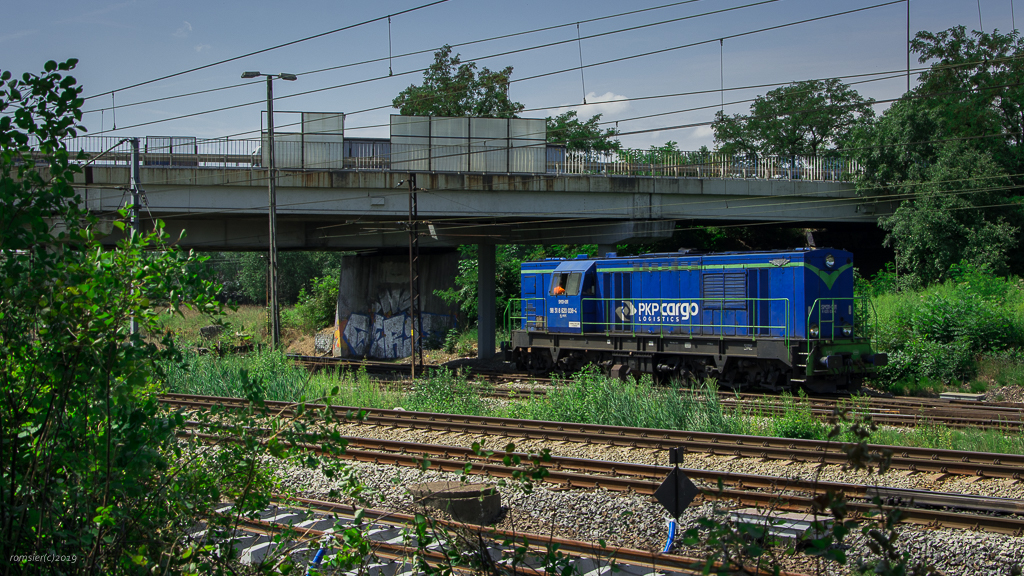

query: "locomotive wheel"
(525, 349), (553, 376)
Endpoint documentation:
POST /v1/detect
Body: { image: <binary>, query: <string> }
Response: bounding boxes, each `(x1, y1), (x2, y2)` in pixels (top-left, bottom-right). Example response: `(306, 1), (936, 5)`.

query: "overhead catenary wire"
(85, 0), (781, 133)
(577, 23), (588, 105)
(68, 63), (1024, 212)
(82, 0), (451, 101)
(234, 51), (1024, 139)
(67, 64), (1024, 206)
(78, 0), (712, 116)
(509, 0), (904, 85)
(89, 0), (881, 136)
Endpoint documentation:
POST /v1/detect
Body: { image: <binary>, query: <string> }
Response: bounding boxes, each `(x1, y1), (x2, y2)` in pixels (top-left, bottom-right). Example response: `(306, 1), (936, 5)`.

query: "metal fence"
(549, 149), (859, 181)
(62, 135), (859, 181)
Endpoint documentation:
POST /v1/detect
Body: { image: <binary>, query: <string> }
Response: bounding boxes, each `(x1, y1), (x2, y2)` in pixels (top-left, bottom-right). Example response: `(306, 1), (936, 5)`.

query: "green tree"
(0, 59), (227, 572)
(712, 79), (875, 156)
(393, 45), (524, 118)
(911, 26), (1024, 173)
(545, 110), (621, 151)
(235, 251), (347, 305)
(877, 143), (1017, 287)
(850, 26), (1024, 284)
(0, 60), (366, 575)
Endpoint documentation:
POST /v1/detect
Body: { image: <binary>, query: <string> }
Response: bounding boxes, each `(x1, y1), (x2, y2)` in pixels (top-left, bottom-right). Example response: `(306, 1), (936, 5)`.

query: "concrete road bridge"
(67, 131), (893, 359)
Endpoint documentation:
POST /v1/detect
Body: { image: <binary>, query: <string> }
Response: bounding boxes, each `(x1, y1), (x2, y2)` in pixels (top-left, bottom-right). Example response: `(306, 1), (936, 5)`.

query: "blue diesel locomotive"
(504, 248), (886, 393)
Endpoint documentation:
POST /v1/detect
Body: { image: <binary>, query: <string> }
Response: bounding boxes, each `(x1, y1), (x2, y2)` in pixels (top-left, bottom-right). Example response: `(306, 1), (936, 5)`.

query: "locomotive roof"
(531, 247), (847, 263)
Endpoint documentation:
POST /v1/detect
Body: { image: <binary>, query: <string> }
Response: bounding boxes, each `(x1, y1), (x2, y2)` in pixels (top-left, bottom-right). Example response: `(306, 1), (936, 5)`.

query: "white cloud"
(194, 44), (211, 52)
(542, 91), (631, 120)
(0, 29), (35, 43)
(691, 125), (714, 139)
(174, 21), (192, 38)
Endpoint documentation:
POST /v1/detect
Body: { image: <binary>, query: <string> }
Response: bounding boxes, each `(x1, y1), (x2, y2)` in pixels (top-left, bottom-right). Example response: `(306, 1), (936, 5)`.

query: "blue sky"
(3, 0), (1019, 149)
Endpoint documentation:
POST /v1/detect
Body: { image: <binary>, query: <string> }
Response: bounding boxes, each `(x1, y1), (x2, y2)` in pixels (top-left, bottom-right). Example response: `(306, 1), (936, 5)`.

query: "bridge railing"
(61, 135), (859, 182)
(548, 149), (859, 181)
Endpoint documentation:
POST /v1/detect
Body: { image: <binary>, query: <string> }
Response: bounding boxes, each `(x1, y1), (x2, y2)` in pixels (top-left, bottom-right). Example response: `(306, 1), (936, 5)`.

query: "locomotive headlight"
(825, 254), (835, 268)
(809, 323), (820, 338)
(842, 324), (853, 337)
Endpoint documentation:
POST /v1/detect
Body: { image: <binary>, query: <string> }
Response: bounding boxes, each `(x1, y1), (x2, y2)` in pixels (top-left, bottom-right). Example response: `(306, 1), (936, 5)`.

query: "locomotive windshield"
(551, 272), (582, 296)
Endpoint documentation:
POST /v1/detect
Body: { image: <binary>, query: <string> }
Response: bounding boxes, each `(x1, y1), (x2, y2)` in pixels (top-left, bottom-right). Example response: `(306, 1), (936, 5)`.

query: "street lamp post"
(242, 71), (297, 348)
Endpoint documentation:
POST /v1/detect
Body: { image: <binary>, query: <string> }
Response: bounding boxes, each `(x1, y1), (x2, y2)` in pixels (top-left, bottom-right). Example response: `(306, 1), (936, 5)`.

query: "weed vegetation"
(164, 349), (1024, 456)
(503, 366), (731, 432)
(862, 262), (1024, 394)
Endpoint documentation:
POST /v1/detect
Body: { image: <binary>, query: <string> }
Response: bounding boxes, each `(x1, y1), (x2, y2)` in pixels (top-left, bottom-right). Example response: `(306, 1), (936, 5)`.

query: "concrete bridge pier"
(478, 243), (496, 359)
(333, 252), (459, 360)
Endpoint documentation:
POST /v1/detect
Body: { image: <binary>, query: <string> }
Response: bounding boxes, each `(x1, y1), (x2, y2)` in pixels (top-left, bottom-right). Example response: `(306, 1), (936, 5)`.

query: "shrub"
(870, 262), (1024, 388)
(769, 394), (828, 440)
(293, 275), (339, 333)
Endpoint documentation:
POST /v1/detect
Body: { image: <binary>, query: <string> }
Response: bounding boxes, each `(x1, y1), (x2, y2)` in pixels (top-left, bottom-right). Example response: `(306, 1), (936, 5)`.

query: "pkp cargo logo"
(616, 301), (700, 322)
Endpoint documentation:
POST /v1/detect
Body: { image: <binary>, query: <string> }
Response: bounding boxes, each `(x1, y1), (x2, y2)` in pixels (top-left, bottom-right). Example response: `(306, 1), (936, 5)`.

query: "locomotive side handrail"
(587, 297), (790, 347)
(504, 298), (547, 333)
(805, 296), (877, 353)
(506, 297), (791, 348)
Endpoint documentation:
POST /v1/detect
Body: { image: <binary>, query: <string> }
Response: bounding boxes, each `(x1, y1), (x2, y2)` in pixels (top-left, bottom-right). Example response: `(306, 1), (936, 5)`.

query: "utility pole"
(408, 174), (423, 379)
(266, 76), (282, 347)
(907, 0), (911, 93)
(129, 137), (142, 336)
(242, 70), (297, 347)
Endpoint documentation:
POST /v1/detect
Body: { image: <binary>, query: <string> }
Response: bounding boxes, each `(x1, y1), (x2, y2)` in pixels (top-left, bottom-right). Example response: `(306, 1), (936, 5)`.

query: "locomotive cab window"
(551, 272), (582, 296)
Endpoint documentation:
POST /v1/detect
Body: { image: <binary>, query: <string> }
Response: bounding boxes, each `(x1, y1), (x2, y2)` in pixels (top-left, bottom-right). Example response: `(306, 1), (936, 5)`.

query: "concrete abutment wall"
(333, 252), (459, 359)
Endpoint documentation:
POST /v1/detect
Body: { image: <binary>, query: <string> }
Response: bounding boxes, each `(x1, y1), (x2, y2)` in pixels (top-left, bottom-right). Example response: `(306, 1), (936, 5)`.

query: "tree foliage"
(912, 26), (1024, 169)
(712, 79), (875, 157)
(228, 251), (346, 305)
(545, 110), (621, 151)
(878, 143), (1017, 287)
(850, 26), (1024, 286)
(0, 60), (363, 574)
(393, 45), (524, 118)
(0, 59), (222, 572)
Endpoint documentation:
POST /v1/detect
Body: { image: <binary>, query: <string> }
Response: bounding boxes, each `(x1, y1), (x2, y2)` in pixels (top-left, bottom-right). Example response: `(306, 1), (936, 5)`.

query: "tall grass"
(163, 348), (403, 408)
(161, 350), (1024, 456)
(866, 264), (1024, 392)
(156, 305), (269, 345)
(403, 368), (487, 416)
(865, 423), (1024, 455)
(163, 347), (311, 400)
(503, 367), (732, 433)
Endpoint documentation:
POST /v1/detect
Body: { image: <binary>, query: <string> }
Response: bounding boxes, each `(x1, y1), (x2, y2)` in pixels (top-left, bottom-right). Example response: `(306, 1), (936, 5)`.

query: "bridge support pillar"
(477, 243), (496, 359)
(597, 243), (617, 258)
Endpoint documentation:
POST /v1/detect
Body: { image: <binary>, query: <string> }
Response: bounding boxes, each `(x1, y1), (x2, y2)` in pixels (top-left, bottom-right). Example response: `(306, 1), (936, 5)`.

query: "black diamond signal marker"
(654, 467), (699, 519)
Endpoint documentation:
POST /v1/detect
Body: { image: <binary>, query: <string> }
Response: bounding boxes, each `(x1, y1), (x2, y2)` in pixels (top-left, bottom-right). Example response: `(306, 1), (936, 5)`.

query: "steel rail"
(185, 429), (1024, 536)
(187, 421), (1024, 516)
(285, 355), (1024, 428)
(274, 495), (810, 576)
(160, 393), (1024, 478)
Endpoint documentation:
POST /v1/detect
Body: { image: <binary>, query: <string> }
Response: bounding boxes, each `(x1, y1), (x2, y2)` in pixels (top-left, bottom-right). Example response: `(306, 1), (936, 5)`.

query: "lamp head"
(241, 71), (261, 79)
(279, 73), (298, 81)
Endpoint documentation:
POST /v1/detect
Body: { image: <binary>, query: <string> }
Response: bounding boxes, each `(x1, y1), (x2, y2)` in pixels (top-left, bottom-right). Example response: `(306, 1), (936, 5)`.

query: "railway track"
(215, 496), (804, 575)
(162, 392), (1024, 477)
(285, 355), (1024, 430)
(716, 395), (1024, 431)
(181, 420), (1024, 537)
